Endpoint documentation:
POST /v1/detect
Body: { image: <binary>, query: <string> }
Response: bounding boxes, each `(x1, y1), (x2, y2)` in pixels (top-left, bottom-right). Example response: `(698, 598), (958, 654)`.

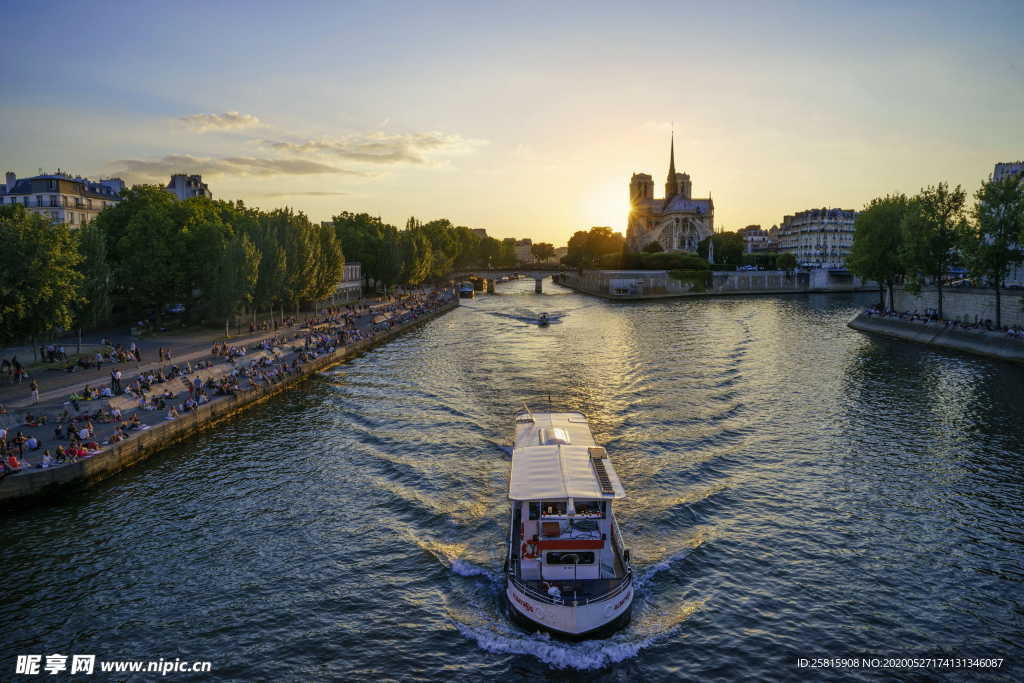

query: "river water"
(3, 279), (1022, 681)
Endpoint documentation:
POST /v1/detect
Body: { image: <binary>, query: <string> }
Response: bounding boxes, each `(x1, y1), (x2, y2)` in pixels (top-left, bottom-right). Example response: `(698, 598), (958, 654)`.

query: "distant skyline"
(1, 0), (1022, 245)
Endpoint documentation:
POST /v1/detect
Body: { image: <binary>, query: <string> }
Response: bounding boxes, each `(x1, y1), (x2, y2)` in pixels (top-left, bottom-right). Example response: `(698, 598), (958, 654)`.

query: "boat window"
(547, 552), (595, 565)
(528, 502), (540, 520)
(574, 501), (605, 518)
(541, 501), (567, 516)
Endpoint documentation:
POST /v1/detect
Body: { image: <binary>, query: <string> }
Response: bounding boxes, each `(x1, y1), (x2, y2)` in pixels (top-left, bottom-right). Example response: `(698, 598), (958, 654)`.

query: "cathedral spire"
(668, 130), (676, 179)
(665, 130), (679, 199)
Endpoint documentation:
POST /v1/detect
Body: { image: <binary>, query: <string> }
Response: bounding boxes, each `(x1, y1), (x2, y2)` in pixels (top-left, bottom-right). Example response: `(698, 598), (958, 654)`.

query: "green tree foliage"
(0, 205), (83, 349)
(311, 224), (345, 302)
(620, 251), (709, 270)
(96, 186), (191, 318)
(697, 231), (745, 266)
(563, 227), (626, 268)
(962, 175), (1024, 327)
(530, 242), (556, 263)
(848, 194), (910, 309)
(900, 183), (969, 319)
(420, 219), (457, 277)
(77, 222), (112, 329)
(400, 227), (433, 286)
(214, 232), (261, 332)
(641, 241), (664, 253)
(498, 238), (518, 267)
(777, 253), (797, 271)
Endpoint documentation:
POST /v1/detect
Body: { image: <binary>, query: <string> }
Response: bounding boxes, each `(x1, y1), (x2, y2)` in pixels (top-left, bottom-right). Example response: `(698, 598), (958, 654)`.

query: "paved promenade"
(1, 290), (456, 478)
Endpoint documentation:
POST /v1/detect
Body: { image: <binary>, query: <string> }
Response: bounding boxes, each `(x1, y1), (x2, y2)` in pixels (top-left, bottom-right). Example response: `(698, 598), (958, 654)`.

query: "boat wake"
(453, 598), (704, 670)
(461, 303), (599, 326)
(451, 558), (502, 581)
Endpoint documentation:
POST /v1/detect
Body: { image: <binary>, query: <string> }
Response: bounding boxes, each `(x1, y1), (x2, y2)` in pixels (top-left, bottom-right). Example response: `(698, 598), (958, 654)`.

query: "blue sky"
(1, 0), (1021, 243)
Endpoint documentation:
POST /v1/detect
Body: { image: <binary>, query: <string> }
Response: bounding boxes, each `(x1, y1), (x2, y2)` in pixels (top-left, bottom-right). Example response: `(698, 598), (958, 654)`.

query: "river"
(2, 278), (1022, 681)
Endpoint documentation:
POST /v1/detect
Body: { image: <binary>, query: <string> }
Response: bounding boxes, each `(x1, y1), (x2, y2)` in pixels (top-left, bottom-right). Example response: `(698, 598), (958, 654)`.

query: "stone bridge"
(450, 269), (564, 293)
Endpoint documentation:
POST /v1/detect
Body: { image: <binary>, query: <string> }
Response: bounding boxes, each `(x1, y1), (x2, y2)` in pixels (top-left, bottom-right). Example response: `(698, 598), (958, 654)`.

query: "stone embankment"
(848, 312), (1024, 364)
(555, 268), (871, 300)
(0, 300), (459, 507)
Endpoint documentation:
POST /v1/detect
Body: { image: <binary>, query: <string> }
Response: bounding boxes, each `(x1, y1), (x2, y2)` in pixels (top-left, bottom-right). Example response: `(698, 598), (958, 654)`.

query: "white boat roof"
(509, 411), (626, 501)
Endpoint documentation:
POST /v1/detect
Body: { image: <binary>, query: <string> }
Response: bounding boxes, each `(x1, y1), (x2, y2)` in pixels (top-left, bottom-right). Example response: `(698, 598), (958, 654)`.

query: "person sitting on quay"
(7, 452), (25, 472)
(128, 413), (142, 429)
(25, 435), (39, 451)
(166, 405), (179, 420)
(41, 450), (55, 468)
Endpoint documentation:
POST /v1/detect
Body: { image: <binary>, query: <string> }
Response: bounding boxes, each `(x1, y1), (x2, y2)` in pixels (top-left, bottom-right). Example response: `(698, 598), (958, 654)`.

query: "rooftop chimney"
(5, 171), (15, 192)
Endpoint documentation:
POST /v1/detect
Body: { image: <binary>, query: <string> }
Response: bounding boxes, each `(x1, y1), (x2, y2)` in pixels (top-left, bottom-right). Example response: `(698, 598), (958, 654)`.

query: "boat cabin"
(509, 412), (627, 589)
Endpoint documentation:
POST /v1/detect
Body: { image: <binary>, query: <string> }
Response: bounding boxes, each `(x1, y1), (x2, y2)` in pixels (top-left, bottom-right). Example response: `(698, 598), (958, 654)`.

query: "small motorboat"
(538, 312), (549, 326)
(458, 283), (475, 299)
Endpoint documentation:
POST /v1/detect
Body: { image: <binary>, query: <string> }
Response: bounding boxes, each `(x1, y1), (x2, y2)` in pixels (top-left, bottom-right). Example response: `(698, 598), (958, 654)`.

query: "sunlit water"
(3, 279), (1022, 681)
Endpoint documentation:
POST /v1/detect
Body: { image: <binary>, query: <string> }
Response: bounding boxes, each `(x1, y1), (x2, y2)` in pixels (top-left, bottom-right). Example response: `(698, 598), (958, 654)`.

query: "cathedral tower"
(630, 173), (653, 203)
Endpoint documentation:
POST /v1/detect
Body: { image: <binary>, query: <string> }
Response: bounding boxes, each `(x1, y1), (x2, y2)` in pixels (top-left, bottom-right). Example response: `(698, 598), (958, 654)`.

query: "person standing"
(30, 379), (39, 405)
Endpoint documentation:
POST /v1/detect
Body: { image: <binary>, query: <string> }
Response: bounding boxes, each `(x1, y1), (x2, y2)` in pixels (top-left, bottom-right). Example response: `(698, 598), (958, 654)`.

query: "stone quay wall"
(891, 287), (1024, 328)
(847, 312), (1024, 364)
(556, 269), (870, 300)
(0, 300), (459, 508)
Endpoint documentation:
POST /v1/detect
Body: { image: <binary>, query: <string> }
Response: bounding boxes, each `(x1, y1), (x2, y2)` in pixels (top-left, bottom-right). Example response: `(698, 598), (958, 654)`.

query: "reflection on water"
(1, 279), (1022, 680)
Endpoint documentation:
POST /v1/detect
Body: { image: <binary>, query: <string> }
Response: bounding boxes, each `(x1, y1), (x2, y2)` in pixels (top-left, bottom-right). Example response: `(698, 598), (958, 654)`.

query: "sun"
(581, 179), (630, 232)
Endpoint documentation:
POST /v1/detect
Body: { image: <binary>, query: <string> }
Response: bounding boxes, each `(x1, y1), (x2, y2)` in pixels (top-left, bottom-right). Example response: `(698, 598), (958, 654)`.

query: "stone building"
(994, 161), (1024, 286)
(0, 171), (123, 227)
(166, 174), (212, 201)
(994, 161), (1024, 182)
(777, 208), (857, 268)
(626, 134), (713, 253)
(738, 225), (773, 253)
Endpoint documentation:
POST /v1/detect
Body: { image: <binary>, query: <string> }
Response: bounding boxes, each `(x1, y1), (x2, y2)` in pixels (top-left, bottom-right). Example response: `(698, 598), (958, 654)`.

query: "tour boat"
(505, 409), (633, 638)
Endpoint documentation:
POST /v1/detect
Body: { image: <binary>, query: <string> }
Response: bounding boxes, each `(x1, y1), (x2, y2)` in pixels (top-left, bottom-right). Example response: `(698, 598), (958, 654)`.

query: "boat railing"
(507, 560), (632, 607)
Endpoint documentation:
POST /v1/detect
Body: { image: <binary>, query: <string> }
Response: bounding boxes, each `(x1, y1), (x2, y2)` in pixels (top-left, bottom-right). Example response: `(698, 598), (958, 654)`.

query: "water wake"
(455, 624), (662, 670)
(454, 598), (704, 671)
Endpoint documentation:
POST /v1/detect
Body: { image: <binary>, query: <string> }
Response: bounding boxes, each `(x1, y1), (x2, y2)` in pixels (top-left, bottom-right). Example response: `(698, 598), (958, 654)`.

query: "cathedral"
(626, 134), (713, 253)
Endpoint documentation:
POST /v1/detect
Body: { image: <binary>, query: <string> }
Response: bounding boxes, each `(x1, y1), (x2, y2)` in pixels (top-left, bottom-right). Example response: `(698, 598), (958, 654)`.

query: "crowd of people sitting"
(864, 303), (1024, 338)
(0, 287), (457, 478)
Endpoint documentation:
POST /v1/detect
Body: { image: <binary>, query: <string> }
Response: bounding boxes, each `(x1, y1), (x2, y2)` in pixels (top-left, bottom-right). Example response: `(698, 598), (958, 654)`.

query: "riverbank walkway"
(850, 306), (1024, 364)
(0, 289), (456, 478)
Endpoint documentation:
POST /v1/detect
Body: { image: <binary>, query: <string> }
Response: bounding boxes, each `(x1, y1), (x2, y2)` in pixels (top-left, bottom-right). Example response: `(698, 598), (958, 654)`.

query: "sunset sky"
(2, 1), (1021, 245)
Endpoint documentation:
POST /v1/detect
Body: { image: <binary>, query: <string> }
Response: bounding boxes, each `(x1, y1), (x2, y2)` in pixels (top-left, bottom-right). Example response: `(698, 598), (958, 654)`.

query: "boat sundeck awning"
(509, 444), (626, 500)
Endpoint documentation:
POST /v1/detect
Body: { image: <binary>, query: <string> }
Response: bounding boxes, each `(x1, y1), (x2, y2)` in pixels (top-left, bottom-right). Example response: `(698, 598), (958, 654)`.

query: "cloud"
(261, 131), (487, 165)
(108, 154), (363, 181)
(178, 111), (265, 132)
(256, 191), (350, 198)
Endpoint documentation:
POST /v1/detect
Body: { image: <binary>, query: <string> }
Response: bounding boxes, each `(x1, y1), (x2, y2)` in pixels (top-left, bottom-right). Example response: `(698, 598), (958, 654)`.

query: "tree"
(400, 228), (432, 286)
(310, 224), (344, 303)
(0, 205), (84, 354)
(77, 221), (113, 329)
(698, 231), (745, 266)
(564, 227), (626, 268)
(901, 183), (968, 320)
(478, 236), (501, 269)
(848, 194), (910, 310)
(95, 185), (190, 321)
(420, 218), (457, 277)
(642, 241), (664, 253)
(497, 238), (518, 267)
(962, 175), (1024, 328)
(214, 232), (261, 335)
(531, 242), (555, 263)
(777, 253), (797, 271)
